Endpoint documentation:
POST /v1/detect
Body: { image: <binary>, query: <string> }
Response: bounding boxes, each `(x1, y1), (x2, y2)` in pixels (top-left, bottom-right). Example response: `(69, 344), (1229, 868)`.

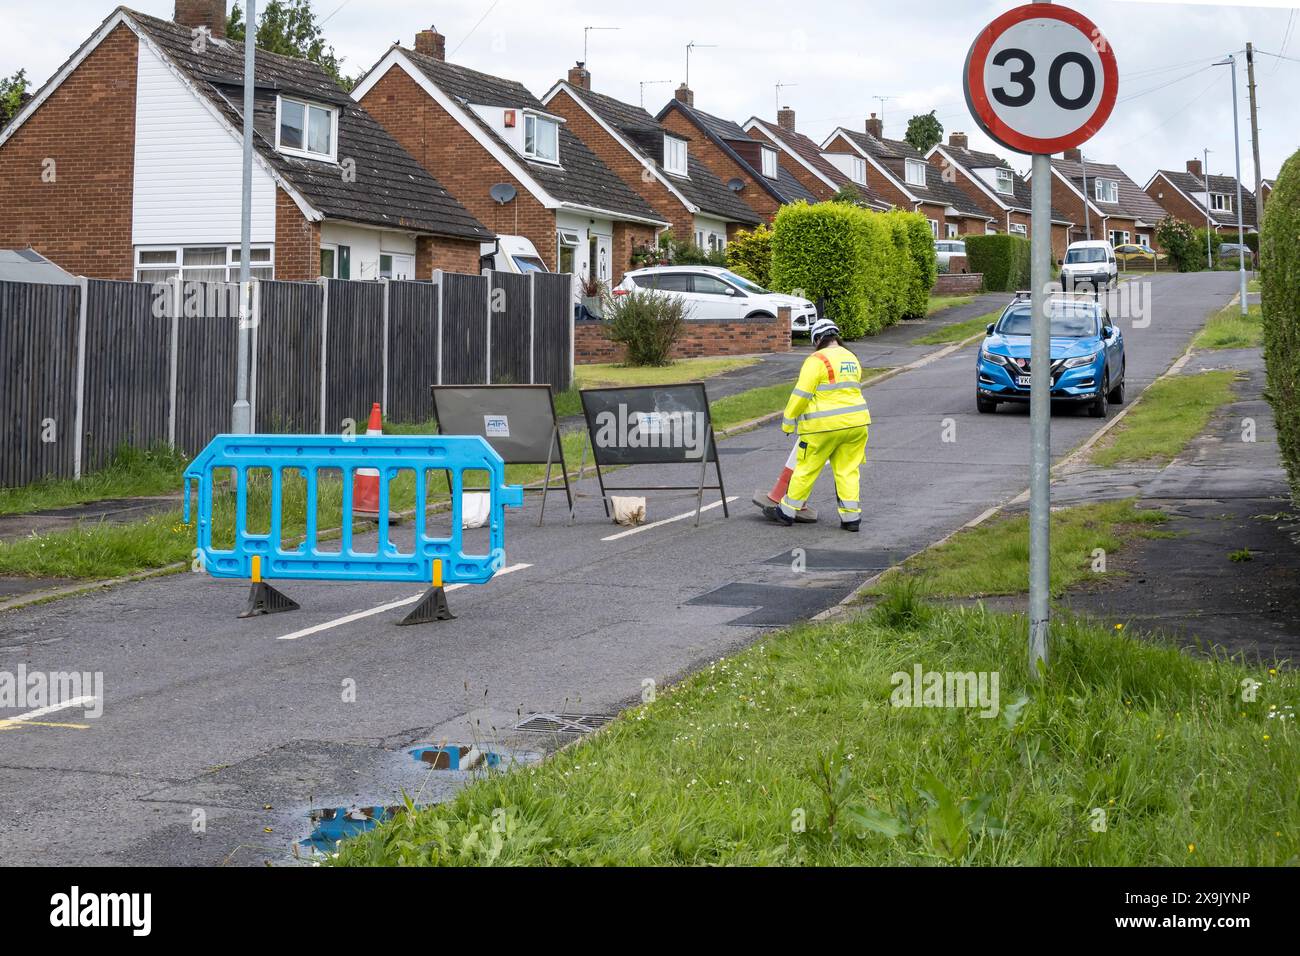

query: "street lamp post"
(1203, 147), (1213, 270)
(231, 0), (257, 434)
(1214, 55), (1249, 316)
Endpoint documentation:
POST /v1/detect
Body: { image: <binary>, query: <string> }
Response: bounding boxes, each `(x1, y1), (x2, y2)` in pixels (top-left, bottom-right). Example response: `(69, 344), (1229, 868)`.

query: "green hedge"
(770, 202), (937, 338)
(1260, 148), (1300, 504)
(724, 223), (773, 287)
(963, 234), (1032, 292)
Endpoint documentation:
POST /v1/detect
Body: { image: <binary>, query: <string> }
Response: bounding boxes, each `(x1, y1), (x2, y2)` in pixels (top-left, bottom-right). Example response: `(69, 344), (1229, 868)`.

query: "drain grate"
(513, 713), (613, 735)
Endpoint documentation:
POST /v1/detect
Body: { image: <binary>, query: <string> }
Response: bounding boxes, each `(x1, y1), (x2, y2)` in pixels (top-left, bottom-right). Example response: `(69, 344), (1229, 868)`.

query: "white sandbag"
(611, 496), (647, 526)
(461, 492), (491, 529)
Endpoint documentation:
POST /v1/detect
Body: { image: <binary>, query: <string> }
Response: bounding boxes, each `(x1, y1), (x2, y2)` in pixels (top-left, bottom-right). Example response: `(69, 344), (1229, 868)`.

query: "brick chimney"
(174, 0), (227, 39)
(949, 131), (968, 150)
(865, 113), (883, 139)
(1063, 147), (1083, 162)
(415, 26), (446, 61)
(568, 61), (591, 90)
(777, 107), (796, 133)
(674, 83), (694, 107)
(1186, 158), (1203, 178)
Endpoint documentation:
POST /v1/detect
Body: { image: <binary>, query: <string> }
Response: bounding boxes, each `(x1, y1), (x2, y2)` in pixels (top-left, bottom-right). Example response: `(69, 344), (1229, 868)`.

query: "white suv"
(615, 265), (819, 335)
(1061, 240), (1118, 291)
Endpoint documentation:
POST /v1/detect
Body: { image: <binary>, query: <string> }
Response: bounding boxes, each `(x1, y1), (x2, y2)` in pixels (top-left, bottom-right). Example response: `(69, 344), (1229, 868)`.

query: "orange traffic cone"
(353, 403), (383, 519)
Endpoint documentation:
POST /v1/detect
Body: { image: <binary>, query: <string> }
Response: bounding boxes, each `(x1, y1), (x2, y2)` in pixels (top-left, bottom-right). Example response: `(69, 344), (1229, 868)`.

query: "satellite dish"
(727, 178), (746, 192)
(489, 183), (517, 204)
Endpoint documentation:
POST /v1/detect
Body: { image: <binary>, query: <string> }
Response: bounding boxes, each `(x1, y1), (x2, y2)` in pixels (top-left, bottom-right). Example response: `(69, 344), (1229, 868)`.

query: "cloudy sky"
(4, 0), (1297, 185)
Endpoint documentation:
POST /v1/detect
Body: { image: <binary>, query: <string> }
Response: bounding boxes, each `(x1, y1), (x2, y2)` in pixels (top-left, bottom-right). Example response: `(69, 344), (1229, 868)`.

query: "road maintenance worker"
(762, 317), (870, 532)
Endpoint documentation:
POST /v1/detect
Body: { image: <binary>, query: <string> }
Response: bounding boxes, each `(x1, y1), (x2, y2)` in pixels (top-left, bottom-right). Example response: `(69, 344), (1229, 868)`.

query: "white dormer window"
(276, 96), (337, 161)
(760, 146), (778, 179)
(1210, 192), (1232, 213)
(906, 159), (928, 187)
(1095, 178), (1119, 204)
(524, 113), (559, 163)
(851, 156), (867, 185)
(996, 168), (1015, 196)
(664, 135), (688, 176)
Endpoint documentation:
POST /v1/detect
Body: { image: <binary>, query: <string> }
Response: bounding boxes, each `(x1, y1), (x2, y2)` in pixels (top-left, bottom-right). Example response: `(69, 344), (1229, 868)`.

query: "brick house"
(742, 110), (892, 210)
(540, 65), (762, 252)
(353, 31), (666, 292)
(655, 87), (818, 223)
(0, 3), (490, 283)
(821, 115), (992, 237)
(1259, 179), (1275, 215)
(1030, 149), (1167, 251)
(927, 132), (1073, 259)
(1145, 159), (1260, 235)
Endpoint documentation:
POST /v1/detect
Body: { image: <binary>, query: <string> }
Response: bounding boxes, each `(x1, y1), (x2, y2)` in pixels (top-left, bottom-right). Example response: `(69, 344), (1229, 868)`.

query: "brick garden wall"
(575, 313), (792, 365)
(933, 273), (984, 295)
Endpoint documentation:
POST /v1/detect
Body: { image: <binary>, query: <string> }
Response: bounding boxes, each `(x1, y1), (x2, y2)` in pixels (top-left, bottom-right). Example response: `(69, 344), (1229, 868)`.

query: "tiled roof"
(399, 49), (664, 224)
(746, 119), (893, 211)
(1153, 169), (1258, 228)
(1051, 156), (1167, 226)
(834, 128), (990, 219)
(560, 85), (761, 225)
(938, 144), (1071, 223)
(129, 11), (491, 240)
(657, 100), (819, 205)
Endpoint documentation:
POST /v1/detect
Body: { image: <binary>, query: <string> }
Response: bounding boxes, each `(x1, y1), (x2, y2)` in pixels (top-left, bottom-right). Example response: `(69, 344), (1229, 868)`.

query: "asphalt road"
(0, 272), (1241, 865)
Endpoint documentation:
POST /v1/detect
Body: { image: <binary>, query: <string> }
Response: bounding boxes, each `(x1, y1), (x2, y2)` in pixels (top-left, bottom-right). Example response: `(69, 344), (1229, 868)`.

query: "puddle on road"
(408, 744), (502, 770)
(300, 806), (402, 853)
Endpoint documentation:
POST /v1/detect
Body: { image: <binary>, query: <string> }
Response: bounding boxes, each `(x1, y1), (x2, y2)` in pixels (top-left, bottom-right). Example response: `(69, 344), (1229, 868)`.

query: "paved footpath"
(0, 273), (1240, 865)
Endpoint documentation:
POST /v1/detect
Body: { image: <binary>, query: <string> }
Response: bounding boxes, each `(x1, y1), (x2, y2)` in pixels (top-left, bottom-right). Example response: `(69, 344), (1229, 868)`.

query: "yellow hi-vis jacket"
(782, 344), (872, 435)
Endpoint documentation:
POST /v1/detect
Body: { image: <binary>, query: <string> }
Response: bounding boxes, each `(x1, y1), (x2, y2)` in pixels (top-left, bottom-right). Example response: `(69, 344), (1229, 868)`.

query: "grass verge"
(553, 357), (761, 417)
(0, 446), (188, 517)
(913, 310), (1001, 346)
(1090, 371), (1238, 467)
(867, 499), (1172, 599)
(1192, 301), (1263, 351)
(926, 294), (976, 316)
(333, 600), (1298, 865)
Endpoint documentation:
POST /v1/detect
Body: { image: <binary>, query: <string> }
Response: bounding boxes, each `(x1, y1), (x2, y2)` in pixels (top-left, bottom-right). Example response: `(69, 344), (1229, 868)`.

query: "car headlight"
(1062, 352), (1100, 369)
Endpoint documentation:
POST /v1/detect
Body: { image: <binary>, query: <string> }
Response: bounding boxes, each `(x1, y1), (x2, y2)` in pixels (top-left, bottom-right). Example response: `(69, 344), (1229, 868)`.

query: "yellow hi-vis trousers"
(779, 426), (869, 521)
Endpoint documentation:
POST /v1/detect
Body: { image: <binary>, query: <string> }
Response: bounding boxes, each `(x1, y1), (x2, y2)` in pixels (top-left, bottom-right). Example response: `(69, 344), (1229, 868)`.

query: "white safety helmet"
(810, 317), (840, 347)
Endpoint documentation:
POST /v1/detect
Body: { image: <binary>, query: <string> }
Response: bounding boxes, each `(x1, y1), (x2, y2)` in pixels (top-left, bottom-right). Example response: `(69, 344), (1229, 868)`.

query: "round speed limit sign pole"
(964, 2), (1117, 678)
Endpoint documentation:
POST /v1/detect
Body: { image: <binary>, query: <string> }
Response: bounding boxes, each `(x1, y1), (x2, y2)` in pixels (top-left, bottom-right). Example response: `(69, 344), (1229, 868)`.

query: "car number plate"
(1016, 375), (1032, 387)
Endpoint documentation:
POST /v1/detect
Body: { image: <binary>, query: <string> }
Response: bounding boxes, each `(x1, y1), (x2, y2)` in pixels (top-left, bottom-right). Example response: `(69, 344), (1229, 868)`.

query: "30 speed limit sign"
(964, 3), (1117, 155)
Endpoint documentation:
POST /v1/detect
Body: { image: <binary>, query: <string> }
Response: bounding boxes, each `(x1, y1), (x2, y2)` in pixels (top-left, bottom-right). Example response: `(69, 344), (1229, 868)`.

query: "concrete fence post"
(380, 277), (390, 412)
(484, 270), (493, 385)
(249, 279), (261, 431)
(432, 269), (444, 386)
(73, 276), (89, 480)
(318, 276), (330, 434)
(528, 269), (537, 385)
(167, 275), (181, 448)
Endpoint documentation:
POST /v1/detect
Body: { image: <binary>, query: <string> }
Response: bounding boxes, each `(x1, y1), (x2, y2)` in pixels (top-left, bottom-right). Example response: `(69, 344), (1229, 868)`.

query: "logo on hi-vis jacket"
(839, 360), (859, 377)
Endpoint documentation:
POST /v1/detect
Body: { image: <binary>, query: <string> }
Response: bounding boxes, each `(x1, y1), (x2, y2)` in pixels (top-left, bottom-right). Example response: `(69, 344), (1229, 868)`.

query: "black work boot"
(840, 519), (861, 533)
(763, 505), (795, 527)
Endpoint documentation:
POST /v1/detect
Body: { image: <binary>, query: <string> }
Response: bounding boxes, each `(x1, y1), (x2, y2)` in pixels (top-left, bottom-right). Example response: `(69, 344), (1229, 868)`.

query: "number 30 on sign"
(964, 3), (1118, 155)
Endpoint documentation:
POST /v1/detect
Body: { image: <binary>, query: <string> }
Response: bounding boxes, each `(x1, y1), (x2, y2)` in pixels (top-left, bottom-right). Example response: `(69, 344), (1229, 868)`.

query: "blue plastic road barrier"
(183, 434), (524, 622)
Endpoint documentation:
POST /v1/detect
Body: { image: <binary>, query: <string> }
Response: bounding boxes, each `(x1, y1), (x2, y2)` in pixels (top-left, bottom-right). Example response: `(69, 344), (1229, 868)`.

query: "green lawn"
(1090, 371), (1238, 467)
(926, 294), (976, 316)
(333, 599), (1298, 866)
(868, 499), (1171, 599)
(1193, 301), (1263, 351)
(913, 309), (1002, 347)
(0, 445), (188, 517)
(553, 357), (761, 417)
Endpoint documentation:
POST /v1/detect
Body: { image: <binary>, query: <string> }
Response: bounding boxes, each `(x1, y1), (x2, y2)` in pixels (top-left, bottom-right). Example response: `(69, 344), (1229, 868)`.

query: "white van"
(480, 235), (549, 275)
(1061, 240), (1118, 291)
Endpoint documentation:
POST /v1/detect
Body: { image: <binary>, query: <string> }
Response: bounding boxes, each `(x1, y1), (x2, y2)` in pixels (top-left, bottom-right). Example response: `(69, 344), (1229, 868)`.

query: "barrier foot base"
(239, 582), (300, 619)
(397, 586), (455, 626)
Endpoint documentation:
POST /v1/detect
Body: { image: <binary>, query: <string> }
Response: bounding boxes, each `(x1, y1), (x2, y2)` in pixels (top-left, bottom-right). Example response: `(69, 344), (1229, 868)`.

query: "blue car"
(976, 295), (1126, 418)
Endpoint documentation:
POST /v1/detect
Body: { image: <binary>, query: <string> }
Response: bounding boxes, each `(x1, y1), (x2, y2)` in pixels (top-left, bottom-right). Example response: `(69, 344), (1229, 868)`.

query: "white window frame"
(760, 146), (778, 179)
(524, 112), (560, 164)
(379, 253), (415, 280)
(946, 223), (959, 239)
(319, 243), (339, 279)
(928, 219), (939, 238)
(1210, 192), (1232, 213)
(134, 244), (274, 283)
(1009, 222), (1028, 237)
(996, 168), (1015, 196)
(1109, 230), (1131, 248)
(1137, 234), (1150, 248)
(906, 159), (928, 187)
(851, 156), (867, 185)
(663, 135), (688, 176)
(275, 95), (338, 163)
(1095, 178), (1119, 204)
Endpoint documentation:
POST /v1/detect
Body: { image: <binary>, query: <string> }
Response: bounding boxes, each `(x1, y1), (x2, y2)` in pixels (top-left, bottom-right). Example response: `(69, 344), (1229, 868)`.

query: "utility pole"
(1245, 43), (1264, 230)
(232, 0), (256, 435)
(1204, 147), (1213, 270)
(1215, 54), (1250, 315)
(1080, 154), (1091, 240)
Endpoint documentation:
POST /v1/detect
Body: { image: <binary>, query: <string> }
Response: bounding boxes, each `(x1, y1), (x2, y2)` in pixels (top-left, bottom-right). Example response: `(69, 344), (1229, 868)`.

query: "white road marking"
(275, 563), (531, 641)
(1, 696), (98, 723)
(601, 497), (739, 542)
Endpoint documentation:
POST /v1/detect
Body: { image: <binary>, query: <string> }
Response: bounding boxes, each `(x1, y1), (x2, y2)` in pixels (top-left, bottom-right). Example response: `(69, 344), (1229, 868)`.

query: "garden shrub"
(1260, 148), (1300, 503)
(601, 289), (686, 367)
(964, 234), (1031, 291)
(724, 224), (773, 287)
